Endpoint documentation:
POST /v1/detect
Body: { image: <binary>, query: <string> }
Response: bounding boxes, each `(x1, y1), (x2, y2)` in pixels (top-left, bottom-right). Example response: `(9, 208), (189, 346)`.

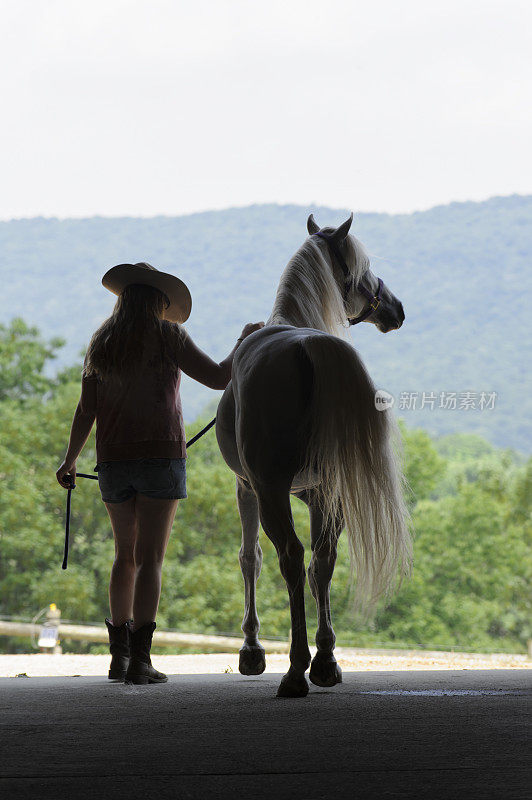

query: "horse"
(215, 213), (412, 698)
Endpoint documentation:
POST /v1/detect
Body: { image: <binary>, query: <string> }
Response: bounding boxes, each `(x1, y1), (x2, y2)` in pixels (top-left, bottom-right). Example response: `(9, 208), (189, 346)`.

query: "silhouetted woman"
(56, 262), (263, 684)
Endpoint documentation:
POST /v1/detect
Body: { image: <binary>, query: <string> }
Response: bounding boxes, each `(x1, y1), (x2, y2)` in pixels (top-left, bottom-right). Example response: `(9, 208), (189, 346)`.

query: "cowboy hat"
(102, 262), (192, 323)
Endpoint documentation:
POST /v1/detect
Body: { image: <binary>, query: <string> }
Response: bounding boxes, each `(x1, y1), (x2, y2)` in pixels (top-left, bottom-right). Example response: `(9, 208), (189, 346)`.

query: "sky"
(1, 0), (531, 219)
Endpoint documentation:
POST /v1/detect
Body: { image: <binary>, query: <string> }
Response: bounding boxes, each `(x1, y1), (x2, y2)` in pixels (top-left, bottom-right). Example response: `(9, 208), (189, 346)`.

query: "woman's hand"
(177, 322), (266, 390)
(56, 460), (77, 489)
(239, 321), (265, 340)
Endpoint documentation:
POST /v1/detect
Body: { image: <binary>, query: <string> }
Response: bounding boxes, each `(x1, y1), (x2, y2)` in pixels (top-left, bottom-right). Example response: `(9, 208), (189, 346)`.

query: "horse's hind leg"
(256, 486), (311, 698)
(299, 493), (343, 688)
(236, 476), (266, 676)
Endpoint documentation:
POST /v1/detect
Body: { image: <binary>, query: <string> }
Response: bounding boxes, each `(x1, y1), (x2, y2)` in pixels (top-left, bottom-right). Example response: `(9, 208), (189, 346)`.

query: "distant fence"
(1, 616), (529, 659)
(0, 620), (290, 653)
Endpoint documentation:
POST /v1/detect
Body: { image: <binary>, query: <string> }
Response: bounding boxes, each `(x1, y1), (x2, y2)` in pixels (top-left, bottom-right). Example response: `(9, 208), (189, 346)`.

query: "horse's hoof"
(276, 672), (309, 698)
(239, 644), (266, 675)
(309, 654), (343, 687)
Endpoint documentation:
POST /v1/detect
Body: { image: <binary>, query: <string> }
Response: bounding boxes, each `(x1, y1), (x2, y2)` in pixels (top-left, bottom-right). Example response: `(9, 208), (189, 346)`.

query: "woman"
(56, 262), (263, 684)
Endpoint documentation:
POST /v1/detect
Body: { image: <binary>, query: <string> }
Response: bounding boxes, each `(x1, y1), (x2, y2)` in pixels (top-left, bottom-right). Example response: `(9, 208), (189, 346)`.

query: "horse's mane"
(269, 232), (369, 336)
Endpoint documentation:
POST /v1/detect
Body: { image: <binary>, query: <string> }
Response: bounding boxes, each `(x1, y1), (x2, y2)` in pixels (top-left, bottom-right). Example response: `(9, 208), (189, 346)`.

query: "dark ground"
(1, 669), (530, 800)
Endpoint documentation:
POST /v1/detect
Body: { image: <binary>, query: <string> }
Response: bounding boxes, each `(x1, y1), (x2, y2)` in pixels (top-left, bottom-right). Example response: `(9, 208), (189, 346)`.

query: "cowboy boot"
(105, 618), (130, 680)
(125, 621), (168, 684)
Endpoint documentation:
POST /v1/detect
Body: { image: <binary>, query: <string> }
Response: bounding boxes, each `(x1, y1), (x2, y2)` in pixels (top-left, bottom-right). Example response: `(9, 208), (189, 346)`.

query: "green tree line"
(0, 319), (530, 654)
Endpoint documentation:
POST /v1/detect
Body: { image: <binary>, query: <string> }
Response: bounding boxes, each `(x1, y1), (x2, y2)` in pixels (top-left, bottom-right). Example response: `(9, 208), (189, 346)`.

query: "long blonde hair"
(84, 283), (184, 380)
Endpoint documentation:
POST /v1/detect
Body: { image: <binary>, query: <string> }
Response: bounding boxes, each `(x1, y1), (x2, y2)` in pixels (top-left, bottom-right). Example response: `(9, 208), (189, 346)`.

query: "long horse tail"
(301, 333), (412, 610)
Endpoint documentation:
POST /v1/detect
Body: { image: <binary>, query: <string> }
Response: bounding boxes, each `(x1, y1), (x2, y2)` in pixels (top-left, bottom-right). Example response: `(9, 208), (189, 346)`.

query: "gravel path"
(1, 648), (529, 677)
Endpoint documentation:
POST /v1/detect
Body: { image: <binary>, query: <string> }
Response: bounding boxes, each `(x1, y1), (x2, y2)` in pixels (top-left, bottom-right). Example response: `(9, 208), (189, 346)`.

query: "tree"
(0, 318), (64, 401)
(1, 321), (530, 654)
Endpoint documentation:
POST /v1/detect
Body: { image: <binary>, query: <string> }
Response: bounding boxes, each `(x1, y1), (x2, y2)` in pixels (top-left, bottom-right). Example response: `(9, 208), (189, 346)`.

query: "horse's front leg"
(300, 494), (343, 687)
(236, 476), (266, 676)
(256, 487), (311, 698)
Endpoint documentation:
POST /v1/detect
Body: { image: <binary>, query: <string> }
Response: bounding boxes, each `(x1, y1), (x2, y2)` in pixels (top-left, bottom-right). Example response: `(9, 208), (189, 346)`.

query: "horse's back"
(234, 325), (315, 409)
(227, 325), (326, 485)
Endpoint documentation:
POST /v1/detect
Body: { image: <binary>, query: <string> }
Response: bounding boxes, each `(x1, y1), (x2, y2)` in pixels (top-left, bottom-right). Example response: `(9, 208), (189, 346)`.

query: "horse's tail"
(301, 333), (412, 610)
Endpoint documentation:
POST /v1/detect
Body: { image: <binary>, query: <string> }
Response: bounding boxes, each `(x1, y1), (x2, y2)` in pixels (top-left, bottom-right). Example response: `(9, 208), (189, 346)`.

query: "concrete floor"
(1, 669), (530, 800)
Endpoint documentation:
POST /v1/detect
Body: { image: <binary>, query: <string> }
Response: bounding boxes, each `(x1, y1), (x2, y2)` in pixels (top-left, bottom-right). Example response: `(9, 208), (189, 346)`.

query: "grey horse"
(216, 214), (412, 697)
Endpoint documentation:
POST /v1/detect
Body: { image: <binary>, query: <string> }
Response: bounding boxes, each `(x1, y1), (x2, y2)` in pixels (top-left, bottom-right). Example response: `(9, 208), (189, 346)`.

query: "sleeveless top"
(82, 335), (187, 462)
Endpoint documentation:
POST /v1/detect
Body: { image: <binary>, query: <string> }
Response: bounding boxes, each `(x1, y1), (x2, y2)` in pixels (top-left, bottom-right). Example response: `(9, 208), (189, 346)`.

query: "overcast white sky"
(1, 0), (530, 219)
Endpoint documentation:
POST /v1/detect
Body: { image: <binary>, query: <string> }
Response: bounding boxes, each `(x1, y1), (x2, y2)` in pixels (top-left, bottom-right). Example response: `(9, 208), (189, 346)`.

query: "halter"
(313, 231), (383, 326)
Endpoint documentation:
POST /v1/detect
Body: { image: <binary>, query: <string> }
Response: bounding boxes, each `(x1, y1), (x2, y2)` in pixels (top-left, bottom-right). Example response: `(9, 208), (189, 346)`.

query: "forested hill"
(1, 195), (531, 451)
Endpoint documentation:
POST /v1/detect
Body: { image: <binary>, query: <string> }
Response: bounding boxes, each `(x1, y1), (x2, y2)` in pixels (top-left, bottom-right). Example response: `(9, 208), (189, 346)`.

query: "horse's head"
(307, 213), (405, 333)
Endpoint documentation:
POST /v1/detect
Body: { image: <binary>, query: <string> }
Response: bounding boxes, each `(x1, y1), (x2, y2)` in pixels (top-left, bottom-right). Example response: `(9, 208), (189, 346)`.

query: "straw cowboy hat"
(102, 262), (192, 323)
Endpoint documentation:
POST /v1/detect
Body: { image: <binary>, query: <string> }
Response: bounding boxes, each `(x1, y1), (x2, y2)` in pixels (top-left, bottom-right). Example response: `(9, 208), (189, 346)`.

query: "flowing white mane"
(268, 233), (370, 336)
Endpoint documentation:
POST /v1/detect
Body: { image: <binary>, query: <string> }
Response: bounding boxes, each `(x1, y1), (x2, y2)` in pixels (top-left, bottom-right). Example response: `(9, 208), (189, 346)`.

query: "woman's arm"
(56, 376), (97, 488)
(178, 322), (264, 390)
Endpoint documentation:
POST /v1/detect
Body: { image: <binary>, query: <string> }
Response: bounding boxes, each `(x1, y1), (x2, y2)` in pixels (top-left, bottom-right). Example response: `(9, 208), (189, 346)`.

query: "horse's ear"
(332, 213), (354, 242)
(307, 214), (320, 235)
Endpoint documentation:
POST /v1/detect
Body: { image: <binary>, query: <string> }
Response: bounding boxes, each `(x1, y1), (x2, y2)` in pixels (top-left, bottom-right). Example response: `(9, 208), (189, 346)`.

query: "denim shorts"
(95, 458), (187, 503)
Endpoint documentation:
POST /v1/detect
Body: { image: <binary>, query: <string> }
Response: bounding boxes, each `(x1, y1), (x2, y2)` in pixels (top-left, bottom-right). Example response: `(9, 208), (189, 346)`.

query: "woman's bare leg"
(132, 495), (179, 629)
(105, 497), (137, 626)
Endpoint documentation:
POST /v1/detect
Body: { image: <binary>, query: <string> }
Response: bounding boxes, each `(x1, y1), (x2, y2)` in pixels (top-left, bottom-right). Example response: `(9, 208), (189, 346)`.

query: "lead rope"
(61, 415), (217, 569)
